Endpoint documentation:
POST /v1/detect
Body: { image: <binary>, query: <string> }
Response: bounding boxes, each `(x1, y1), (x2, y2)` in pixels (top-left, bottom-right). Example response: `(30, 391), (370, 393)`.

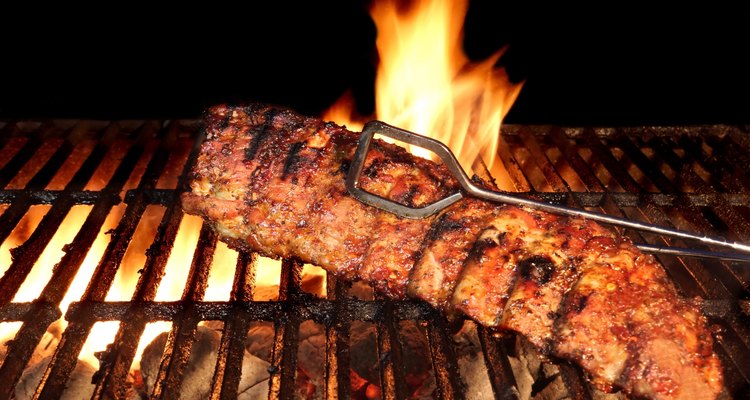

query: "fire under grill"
(0, 119), (748, 399)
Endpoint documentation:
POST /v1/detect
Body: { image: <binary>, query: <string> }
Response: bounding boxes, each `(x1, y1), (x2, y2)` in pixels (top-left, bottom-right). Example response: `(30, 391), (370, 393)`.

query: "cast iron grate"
(0, 120), (748, 399)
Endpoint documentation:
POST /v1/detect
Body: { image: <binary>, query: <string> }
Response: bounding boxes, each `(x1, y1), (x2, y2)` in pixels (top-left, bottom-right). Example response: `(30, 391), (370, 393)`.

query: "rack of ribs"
(181, 104), (723, 399)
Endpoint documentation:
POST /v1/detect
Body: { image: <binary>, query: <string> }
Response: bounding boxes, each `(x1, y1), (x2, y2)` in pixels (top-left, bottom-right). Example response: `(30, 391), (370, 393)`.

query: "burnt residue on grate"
(0, 121), (748, 399)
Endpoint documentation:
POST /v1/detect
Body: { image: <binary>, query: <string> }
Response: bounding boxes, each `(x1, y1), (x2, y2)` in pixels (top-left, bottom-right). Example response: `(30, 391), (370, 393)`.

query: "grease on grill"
(244, 108), (279, 161)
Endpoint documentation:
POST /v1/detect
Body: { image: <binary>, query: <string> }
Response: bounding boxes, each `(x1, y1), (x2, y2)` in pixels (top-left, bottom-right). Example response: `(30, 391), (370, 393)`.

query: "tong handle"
(347, 121), (750, 258)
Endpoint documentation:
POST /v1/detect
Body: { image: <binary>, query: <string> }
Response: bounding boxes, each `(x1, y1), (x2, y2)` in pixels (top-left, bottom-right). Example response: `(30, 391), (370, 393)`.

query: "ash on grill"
(0, 120), (748, 399)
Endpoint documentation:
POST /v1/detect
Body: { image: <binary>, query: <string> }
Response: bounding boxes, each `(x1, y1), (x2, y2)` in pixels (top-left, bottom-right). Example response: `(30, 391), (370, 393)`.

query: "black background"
(1, 2), (749, 126)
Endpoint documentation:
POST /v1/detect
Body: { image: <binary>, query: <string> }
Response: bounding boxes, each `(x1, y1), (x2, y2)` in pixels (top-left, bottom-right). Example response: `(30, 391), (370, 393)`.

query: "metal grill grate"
(0, 120), (748, 399)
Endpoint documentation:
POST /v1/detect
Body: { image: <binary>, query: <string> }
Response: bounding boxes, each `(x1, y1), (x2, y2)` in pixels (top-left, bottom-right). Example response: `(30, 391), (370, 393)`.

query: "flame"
(155, 214), (203, 301)
(12, 206), (93, 304)
(0, 205), (49, 278)
(325, 0), (522, 173)
(106, 205), (166, 302)
(0, 202), (327, 374)
(0, 204), (123, 368)
(204, 240), (238, 301)
(323, 91), (365, 133)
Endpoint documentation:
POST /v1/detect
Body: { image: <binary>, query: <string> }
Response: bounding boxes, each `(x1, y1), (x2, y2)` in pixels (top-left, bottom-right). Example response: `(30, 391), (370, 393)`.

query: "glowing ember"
(325, 0), (523, 174)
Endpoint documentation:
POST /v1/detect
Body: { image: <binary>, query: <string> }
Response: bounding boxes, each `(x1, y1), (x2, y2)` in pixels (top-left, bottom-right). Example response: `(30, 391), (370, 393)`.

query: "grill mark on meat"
(399, 185), (421, 207)
(409, 202), (498, 310)
(451, 225), (519, 327)
(282, 141), (306, 180)
(499, 253), (581, 349)
(363, 158), (384, 179)
(569, 293), (589, 314)
(359, 213), (433, 298)
(468, 237), (498, 261)
(244, 108), (279, 162)
(424, 213), (464, 244)
(518, 255), (556, 285)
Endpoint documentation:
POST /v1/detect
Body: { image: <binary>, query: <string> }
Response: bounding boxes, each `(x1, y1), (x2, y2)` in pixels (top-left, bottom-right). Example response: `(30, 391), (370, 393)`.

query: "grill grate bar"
(130, 206), (186, 296)
(36, 123), (169, 399)
(1, 122), (749, 398)
(710, 134), (750, 181)
(64, 302), (279, 322)
(0, 197), (75, 296)
(494, 133), (531, 191)
(150, 224), (217, 398)
(324, 276), (351, 399)
(0, 125), (48, 189)
(212, 312), (253, 400)
(0, 128), (131, 305)
(614, 135), (678, 192)
(0, 303), (40, 321)
(0, 304), (62, 398)
(0, 124), (142, 398)
(0, 125), (99, 247)
(476, 330), (519, 400)
(94, 184), (189, 395)
(5, 189), (749, 209)
(24, 139), (74, 190)
(514, 129), (608, 398)
(681, 136), (749, 192)
(58, 300), (482, 324)
(268, 259), (303, 400)
(0, 190), (105, 205)
(210, 252), (256, 400)
(425, 317), (465, 399)
(536, 127), (750, 396)
(579, 129), (643, 193)
(518, 128), (569, 192)
(511, 127), (750, 397)
(374, 302), (409, 400)
(1, 190), (122, 395)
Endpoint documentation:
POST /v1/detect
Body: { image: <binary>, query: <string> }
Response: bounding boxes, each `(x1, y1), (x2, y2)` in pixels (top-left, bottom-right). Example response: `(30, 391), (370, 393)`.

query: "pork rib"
(181, 104), (723, 399)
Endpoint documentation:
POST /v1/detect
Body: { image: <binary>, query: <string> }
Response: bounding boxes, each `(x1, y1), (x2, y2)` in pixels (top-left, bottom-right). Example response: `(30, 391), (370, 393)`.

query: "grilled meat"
(181, 104), (723, 399)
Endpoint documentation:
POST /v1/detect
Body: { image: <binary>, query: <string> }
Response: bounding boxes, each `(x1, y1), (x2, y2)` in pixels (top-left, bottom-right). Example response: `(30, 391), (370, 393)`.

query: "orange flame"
(325, 0), (522, 173)
(0, 205), (327, 373)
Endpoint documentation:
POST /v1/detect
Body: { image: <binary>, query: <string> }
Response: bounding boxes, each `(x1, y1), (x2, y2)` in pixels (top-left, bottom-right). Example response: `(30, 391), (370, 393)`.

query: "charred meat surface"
(181, 104), (723, 400)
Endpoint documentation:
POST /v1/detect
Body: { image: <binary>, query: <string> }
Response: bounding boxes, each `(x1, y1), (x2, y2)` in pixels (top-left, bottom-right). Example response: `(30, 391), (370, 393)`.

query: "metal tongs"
(346, 121), (750, 263)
